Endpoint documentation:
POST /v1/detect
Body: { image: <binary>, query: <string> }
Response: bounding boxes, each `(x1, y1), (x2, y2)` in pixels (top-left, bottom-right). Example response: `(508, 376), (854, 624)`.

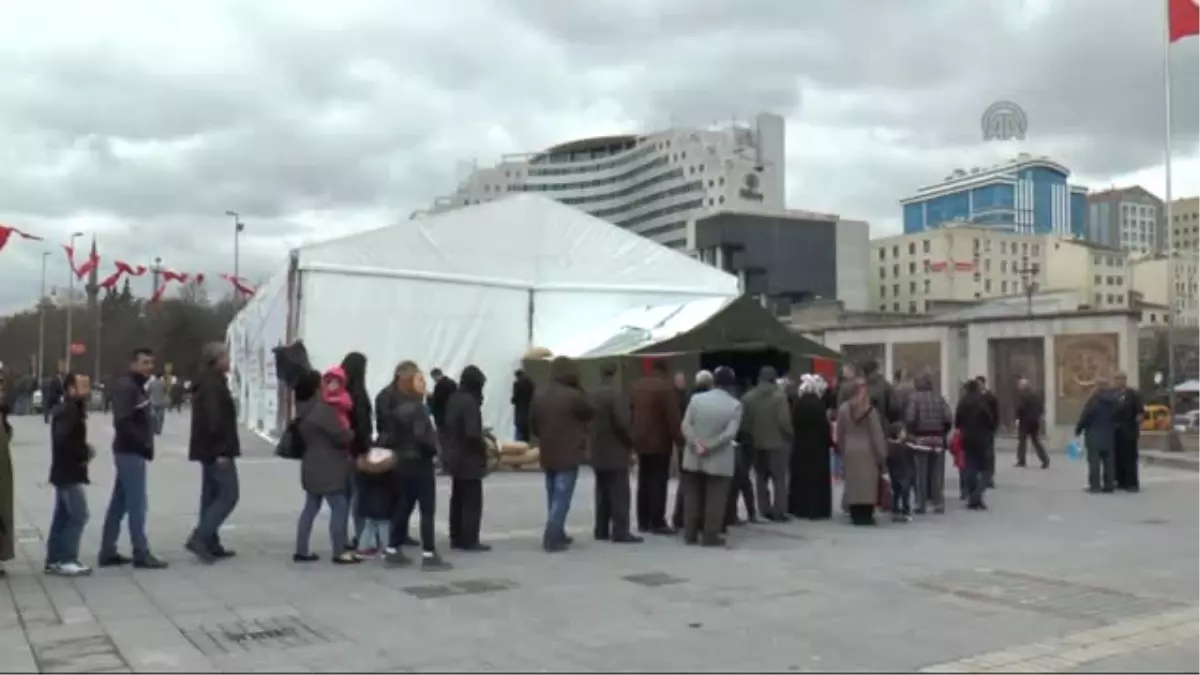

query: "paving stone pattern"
(1, 412), (1197, 672)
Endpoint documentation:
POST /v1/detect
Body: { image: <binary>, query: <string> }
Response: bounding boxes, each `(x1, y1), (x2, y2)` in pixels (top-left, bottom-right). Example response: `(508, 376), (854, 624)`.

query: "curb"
(1141, 453), (1200, 473)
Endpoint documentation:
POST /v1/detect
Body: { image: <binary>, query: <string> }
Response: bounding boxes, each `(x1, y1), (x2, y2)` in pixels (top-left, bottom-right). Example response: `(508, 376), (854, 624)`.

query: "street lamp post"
(1016, 256), (1040, 317)
(37, 251), (49, 382)
(226, 210), (245, 282)
(64, 231), (83, 372)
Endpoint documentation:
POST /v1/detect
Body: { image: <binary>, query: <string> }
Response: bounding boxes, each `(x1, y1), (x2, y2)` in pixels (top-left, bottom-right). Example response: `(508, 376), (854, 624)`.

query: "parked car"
(1174, 409), (1199, 431)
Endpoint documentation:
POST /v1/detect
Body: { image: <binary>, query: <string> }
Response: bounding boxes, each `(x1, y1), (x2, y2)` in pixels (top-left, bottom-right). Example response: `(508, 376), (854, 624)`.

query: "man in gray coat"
(147, 375), (168, 436)
(1076, 376), (1119, 493)
(740, 366), (794, 521)
(680, 367), (743, 547)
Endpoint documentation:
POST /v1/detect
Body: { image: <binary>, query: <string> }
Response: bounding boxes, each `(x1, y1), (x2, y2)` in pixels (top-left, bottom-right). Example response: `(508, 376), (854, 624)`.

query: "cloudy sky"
(0, 0), (1196, 313)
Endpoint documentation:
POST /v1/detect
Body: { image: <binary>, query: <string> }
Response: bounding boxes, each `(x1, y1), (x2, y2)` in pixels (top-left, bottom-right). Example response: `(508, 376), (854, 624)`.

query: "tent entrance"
(700, 347), (791, 391)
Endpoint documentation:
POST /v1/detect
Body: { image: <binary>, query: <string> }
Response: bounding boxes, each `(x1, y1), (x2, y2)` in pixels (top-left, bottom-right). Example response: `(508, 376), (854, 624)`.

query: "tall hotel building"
(423, 113), (787, 250)
(900, 154), (1088, 237)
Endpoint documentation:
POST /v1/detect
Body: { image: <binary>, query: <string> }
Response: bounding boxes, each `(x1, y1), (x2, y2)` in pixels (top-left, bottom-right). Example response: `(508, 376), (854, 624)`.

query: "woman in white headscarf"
(788, 374), (834, 520)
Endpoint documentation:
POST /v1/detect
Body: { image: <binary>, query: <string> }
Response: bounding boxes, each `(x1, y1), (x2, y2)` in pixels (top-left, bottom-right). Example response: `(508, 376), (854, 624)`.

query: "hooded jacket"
(740, 367), (794, 452)
(339, 352), (374, 457)
(1076, 388), (1120, 454)
(530, 357), (595, 472)
(444, 365), (489, 480)
(296, 394), (354, 495)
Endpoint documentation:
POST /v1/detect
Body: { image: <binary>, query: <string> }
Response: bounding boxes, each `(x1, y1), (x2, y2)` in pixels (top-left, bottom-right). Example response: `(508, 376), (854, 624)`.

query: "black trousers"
(1016, 422), (1049, 466)
(1114, 429), (1140, 490)
(448, 478), (483, 546)
(594, 468), (633, 539)
(725, 446), (756, 524)
(636, 453), (671, 531)
(682, 472), (730, 543)
(391, 469), (437, 552)
(848, 504), (875, 526)
(963, 451), (988, 506)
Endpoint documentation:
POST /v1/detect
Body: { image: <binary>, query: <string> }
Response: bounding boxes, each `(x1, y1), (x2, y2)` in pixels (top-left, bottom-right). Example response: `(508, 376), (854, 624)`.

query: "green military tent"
(522, 294), (841, 392)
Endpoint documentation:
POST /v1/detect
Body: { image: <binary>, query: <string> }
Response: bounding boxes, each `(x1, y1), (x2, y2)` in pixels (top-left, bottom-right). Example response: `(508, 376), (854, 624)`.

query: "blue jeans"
(192, 460), (240, 549)
(47, 485), (89, 565)
(347, 474), (364, 543)
(357, 518), (389, 552)
(295, 492), (349, 556)
(543, 469), (579, 545)
(100, 453), (150, 560)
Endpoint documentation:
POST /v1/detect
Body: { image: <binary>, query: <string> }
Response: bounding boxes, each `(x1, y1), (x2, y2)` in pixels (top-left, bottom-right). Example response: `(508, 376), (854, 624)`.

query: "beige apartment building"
(1171, 197), (1199, 254)
(1131, 253), (1200, 326)
(871, 224), (1129, 314)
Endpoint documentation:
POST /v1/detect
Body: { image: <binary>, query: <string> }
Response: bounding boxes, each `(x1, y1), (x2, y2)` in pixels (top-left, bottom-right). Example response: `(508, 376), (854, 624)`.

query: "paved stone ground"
(2, 411), (1196, 673)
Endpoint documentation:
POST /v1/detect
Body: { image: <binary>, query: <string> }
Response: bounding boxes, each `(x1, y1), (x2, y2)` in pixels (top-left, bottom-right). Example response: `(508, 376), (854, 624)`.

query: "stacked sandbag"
(498, 442), (540, 470)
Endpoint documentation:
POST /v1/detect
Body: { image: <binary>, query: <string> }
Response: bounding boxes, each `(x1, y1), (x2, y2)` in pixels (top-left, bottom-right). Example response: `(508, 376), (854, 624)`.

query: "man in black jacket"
(975, 375), (1000, 488)
(185, 343), (241, 563)
(1112, 372), (1142, 492)
(511, 370), (535, 443)
(445, 365), (490, 552)
(428, 368), (456, 474)
(98, 348), (167, 569)
(1014, 377), (1049, 469)
(46, 373), (94, 577)
(378, 362), (450, 570)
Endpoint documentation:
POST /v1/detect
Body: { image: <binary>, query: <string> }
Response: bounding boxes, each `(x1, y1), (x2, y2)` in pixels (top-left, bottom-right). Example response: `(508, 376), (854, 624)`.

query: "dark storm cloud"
(0, 0), (1196, 313)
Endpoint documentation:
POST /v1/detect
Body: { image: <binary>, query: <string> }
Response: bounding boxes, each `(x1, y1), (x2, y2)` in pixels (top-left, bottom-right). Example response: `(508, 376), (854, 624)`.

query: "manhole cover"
(914, 569), (1184, 622)
(403, 584), (459, 600)
(452, 578), (517, 595)
(622, 572), (687, 588)
(403, 578), (518, 599)
(182, 615), (337, 656)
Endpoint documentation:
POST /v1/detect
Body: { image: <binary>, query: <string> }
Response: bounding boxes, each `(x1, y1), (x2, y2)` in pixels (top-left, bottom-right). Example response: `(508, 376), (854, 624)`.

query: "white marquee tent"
(226, 194), (739, 441)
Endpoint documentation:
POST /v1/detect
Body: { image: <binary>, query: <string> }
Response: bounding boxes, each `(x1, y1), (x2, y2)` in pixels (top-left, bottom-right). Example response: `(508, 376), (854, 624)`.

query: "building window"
(894, 303), (900, 312)
(909, 262), (916, 274)
(984, 259), (991, 272)
(893, 264), (900, 277)
(718, 177), (725, 186)
(1094, 275), (1102, 285)
(879, 249), (886, 261)
(1001, 260), (1008, 273)
(1094, 292), (1102, 305)
(892, 246), (899, 257)
(984, 279), (992, 292)
(880, 305), (887, 312)
(718, 196), (725, 204)
(908, 301), (918, 314)
(1021, 243), (1028, 254)
(1002, 280), (1008, 293)
(922, 240), (930, 253)
(879, 267), (886, 279)
(708, 179), (715, 187)
(893, 284), (900, 296)
(909, 281), (916, 293)
(1001, 241), (1007, 254)
(973, 239), (980, 252)
(1032, 244), (1040, 255)
(880, 285), (887, 297)
(908, 242), (916, 255)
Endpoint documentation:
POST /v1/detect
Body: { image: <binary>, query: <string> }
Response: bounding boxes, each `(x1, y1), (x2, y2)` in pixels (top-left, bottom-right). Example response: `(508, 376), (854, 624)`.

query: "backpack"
(275, 417), (307, 460)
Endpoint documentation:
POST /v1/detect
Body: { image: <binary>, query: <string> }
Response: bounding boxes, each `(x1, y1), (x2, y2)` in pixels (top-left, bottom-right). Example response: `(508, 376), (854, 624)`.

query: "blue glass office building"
(901, 156), (1088, 236)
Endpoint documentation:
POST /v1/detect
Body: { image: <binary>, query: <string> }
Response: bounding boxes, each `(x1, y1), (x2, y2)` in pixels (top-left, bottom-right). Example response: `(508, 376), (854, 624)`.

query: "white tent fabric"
(246, 194), (740, 441)
(544, 296), (732, 358)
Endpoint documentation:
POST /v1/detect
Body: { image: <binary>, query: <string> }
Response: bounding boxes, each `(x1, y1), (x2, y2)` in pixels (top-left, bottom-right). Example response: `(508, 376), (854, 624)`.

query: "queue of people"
(2, 341), (1149, 580)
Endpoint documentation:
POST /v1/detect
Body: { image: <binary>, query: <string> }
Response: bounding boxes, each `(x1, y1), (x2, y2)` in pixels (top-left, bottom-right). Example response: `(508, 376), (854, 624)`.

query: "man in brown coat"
(630, 360), (683, 535)
(530, 357), (594, 552)
(588, 362), (642, 544)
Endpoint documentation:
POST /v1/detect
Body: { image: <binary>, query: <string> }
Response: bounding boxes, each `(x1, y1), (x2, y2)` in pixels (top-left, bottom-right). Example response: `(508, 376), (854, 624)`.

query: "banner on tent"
(227, 268), (290, 438)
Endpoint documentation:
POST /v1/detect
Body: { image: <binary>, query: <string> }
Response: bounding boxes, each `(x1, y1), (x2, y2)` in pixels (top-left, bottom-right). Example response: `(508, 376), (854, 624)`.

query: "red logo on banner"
(69, 342), (86, 356)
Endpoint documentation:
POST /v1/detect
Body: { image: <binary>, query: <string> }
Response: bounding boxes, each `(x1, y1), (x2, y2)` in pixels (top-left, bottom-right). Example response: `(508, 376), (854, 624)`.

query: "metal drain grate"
(182, 615), (339, 656)
(622, 572), (687, 588)
(32, 634), (128, 673)
(402, 578), (518, 600)
(914, 569), (1185, 622)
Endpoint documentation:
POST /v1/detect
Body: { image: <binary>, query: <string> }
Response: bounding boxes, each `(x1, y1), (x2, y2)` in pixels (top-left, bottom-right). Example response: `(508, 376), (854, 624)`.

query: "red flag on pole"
(75, 240), (100, 280)
(0, 224), (43, 253)
(1169, 0), (1199, 42)
(99, 270), (123, 289)
(114, 261), (148, 276)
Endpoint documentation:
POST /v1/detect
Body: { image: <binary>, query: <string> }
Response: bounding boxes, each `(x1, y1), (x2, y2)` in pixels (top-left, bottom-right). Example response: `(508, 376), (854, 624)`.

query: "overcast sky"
(0, 0), (1197, 313)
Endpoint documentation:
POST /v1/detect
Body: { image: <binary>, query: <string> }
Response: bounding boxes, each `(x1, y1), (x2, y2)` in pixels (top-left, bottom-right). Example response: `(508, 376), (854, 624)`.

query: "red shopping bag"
(949, 429), (965, 470)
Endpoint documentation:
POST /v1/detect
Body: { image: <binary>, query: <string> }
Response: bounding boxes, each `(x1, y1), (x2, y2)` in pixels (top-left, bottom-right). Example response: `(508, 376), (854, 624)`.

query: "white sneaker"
(55, 561), (93, 577)
(43, 562), (60, 574)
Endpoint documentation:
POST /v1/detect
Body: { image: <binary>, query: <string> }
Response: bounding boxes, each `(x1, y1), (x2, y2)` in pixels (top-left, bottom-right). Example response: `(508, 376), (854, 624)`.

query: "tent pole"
(526, 289), (535, 347)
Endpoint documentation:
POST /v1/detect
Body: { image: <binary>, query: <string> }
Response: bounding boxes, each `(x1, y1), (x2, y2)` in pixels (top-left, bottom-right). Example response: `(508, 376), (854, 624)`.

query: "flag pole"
(1163, 0), (1179, 446)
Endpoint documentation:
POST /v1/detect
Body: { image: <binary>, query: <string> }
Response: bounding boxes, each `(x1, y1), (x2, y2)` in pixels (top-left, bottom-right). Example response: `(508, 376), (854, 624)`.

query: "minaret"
(85, 235), (99, 310)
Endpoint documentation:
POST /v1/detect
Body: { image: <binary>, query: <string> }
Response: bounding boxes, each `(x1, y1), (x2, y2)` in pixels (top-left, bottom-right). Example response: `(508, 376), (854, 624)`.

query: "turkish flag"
(99, 270), (123, 289)
(114, 260), (148, 276)
(162, 270), (189, 283)
(0, 224), (42, 253)
(1170, 0), (1199, 42)
(75, 251), (100, 279)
